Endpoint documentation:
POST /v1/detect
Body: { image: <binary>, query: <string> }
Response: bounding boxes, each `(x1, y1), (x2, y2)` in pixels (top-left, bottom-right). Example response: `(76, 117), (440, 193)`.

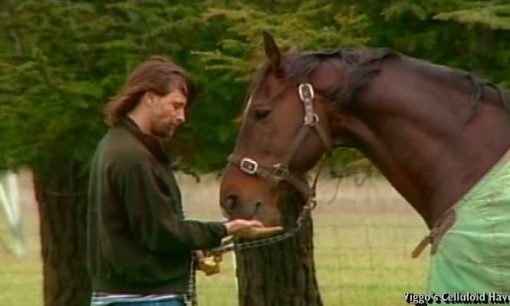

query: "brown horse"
(220, 33), (510, 293)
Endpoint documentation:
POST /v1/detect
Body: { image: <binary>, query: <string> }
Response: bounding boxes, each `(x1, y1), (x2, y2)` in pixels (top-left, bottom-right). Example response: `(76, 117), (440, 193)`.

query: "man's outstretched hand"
(197, 220), (282, 276)
(224, 219), (283, 240)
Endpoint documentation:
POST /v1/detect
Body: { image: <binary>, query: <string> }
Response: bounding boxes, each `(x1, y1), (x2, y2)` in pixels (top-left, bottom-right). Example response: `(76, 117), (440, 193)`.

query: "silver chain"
(185, 257), (197, 306)
(177, 194), (197, 306)
(207, 200), (315, 254)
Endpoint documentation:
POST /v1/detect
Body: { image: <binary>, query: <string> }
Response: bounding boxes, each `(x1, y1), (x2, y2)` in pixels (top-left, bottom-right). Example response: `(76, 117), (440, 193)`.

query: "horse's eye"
(254, 109), (271, 121)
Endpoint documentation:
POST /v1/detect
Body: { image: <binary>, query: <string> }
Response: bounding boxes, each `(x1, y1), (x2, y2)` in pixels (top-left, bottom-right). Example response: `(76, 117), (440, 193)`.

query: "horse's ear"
(262, 31), (282, 75)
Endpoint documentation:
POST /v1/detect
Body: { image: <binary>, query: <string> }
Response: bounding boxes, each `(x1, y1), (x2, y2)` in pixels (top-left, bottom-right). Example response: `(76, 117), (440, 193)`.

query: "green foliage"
(434, 1), (510, 30)
(1, 0), (509, 176)
(367, 0), (510, 85)
(0, 0), (220, 173)
(198, 1), (369, 80)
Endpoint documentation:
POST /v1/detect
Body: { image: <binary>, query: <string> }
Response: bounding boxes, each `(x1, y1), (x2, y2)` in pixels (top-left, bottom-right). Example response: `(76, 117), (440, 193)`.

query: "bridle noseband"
(228, 83), (332, 204)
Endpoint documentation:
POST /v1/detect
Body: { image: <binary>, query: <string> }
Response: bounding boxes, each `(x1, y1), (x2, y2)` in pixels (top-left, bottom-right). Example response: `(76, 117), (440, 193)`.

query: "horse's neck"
(329, 63), (510, 228)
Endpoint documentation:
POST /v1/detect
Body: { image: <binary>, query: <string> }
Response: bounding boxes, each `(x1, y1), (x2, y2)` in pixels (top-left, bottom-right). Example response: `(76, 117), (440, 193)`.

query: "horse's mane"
(242, 47), (509, 123)
(407, 57), (510, 119)
(282, 48), (510, 119)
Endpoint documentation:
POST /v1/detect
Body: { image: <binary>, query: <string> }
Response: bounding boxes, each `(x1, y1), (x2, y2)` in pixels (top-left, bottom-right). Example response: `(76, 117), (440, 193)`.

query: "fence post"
(0, 170), (25, 256)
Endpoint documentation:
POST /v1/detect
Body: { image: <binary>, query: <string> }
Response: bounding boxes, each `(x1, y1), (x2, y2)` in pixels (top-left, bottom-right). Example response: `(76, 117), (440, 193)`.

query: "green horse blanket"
(427, 150), (510, 300)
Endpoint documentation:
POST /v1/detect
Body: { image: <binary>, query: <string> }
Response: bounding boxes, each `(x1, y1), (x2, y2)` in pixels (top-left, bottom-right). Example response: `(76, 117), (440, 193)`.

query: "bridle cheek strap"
(228, 83), (331, 203)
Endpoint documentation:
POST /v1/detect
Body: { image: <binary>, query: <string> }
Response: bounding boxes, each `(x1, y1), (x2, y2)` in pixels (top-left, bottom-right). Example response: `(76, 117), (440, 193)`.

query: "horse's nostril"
(225, 195), (238, 213)
(254, 202), (262, 214)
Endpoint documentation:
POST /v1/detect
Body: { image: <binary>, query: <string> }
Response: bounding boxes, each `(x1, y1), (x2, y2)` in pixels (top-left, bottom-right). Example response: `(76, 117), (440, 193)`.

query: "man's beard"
(150, 120), (175, 139)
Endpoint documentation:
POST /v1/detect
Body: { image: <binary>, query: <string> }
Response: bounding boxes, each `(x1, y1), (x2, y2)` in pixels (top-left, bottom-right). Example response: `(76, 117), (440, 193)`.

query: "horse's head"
(220, 33), (349, 226)
(221, 32), (510, 229)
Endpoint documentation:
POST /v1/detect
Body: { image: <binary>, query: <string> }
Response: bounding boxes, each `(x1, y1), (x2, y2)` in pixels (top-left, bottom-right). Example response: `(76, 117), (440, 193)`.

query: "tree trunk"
(235, 191), (323, 306)
(33, 164), (90, 306)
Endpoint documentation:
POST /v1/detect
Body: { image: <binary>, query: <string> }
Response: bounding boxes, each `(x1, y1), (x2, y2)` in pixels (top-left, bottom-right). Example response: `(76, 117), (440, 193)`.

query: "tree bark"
(33, 164), (90, 306)
(234, 191), (323, 306)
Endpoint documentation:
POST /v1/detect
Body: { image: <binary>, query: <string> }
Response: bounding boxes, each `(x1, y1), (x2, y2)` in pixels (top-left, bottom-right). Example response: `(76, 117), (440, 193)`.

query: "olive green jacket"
(87, 118), (226, 294)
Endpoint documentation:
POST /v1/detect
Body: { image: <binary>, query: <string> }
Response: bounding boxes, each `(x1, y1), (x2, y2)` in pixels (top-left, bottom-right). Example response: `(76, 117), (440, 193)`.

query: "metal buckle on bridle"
(272, 163), (289, 180)
(305, 113), (319, 125)
(298, 83), (314, 101)
(304, 198), (317, 211)
(299, 83), (318, 126)
(240, 158), (258, 175)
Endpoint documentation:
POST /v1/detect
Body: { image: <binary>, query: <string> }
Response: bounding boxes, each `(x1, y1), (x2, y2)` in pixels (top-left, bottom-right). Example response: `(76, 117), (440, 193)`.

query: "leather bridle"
(206, 83), (333, 255)
(228, 83), (332, 205)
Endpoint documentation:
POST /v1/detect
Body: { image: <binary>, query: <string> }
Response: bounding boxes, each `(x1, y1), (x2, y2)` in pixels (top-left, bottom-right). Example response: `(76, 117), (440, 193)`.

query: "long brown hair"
(104, 56), (195, 126)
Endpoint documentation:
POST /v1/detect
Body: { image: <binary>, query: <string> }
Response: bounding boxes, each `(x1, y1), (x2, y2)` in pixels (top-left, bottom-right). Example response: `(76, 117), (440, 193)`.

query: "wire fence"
(0, 171), (430, 306)
(180, 173), (430, 306)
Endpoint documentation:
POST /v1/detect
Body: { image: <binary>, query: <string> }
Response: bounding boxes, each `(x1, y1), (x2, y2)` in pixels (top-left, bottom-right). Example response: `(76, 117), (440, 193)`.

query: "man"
(87, 56), (281, 306)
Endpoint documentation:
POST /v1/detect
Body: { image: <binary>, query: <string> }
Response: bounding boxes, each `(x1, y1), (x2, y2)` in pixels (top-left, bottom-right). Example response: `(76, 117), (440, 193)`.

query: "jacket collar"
(119, 117), (171, 165)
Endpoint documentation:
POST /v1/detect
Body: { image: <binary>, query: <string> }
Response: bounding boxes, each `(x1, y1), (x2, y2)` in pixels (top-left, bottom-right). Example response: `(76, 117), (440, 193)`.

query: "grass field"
(0, 171), (429, 306)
